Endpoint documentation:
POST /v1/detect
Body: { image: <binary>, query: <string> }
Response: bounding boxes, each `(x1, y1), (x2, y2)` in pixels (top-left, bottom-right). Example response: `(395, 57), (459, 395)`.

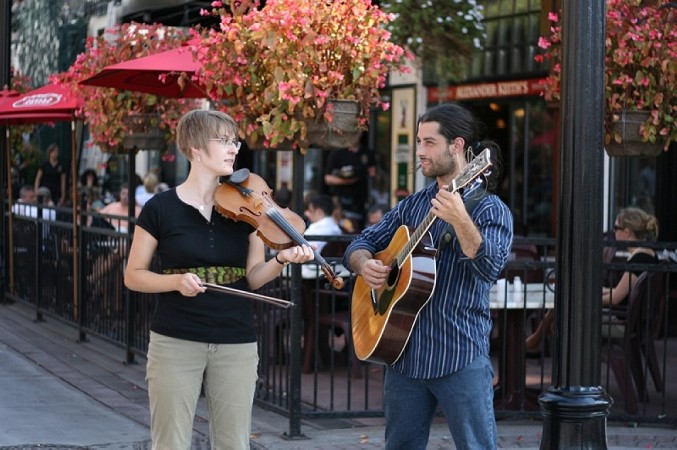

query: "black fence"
(3, 208), (677, 437)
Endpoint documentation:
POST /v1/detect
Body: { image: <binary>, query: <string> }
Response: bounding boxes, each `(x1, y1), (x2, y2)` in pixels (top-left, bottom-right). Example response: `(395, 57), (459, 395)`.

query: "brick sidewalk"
(1, 301), (675, 449)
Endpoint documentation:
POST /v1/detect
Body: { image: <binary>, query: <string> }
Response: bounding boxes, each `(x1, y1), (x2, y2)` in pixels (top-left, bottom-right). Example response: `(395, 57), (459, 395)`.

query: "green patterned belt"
(163, 266), (246, 286)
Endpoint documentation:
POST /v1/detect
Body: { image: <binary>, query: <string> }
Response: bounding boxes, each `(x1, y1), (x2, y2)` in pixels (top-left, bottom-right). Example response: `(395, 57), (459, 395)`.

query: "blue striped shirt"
(344, 181), (513, 379)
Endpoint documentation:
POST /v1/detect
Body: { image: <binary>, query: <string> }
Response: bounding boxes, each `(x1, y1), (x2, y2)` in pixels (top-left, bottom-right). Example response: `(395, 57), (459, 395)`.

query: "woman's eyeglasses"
(614, 224), (624, 231)
(209, 137), (241, 150)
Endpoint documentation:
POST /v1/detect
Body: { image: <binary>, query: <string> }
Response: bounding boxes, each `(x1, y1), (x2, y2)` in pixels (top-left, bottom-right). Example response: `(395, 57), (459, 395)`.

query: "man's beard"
(419, 152), (458, 179)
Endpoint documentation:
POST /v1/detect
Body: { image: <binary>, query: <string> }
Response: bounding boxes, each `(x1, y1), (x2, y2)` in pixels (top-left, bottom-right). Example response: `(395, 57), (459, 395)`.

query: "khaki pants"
(146, 332), (258, 450)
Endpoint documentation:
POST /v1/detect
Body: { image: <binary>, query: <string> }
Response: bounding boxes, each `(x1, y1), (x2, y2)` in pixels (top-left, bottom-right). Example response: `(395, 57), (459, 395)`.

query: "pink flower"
(538, 37), (552, 50)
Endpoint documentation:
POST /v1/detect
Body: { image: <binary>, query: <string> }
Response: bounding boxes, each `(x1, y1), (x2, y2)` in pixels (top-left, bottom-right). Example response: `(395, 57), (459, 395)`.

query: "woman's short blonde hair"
(175, 109), (239, 161)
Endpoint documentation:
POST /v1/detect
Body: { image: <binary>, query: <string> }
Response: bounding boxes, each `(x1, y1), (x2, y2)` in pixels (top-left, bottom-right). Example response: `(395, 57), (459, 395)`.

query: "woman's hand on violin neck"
(279, 244), (315, 265)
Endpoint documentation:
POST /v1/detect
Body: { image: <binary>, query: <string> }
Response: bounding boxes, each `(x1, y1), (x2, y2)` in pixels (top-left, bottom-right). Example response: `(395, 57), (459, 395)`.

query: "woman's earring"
(197, 156), (201, 163)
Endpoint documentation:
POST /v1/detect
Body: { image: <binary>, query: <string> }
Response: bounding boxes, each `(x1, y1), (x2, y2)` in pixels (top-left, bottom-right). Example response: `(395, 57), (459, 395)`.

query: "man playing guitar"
(344, 103), (513, 449)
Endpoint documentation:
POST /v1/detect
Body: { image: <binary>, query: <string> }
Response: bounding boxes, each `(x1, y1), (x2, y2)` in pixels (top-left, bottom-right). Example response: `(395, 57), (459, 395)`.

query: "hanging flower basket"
(122, 114), (166, 151)
(195, 0), (408, 154)
(605, 110), (663, 157)
(53, 22), (197, 155)
(536, 1), (676, 153)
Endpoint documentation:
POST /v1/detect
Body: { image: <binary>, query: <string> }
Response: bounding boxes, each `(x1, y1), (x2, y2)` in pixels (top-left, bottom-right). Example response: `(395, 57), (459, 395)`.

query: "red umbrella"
(0, 85), (83, 318)
(0, 83), (83, 116)
(79, 46), (206, 98)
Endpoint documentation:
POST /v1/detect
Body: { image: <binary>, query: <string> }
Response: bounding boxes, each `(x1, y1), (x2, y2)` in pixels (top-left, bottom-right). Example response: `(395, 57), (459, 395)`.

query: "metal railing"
(3, 210), (677, 436)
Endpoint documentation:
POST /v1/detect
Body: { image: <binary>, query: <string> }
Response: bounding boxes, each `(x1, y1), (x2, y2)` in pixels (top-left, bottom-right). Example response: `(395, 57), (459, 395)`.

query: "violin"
(214, 169), (345, 290)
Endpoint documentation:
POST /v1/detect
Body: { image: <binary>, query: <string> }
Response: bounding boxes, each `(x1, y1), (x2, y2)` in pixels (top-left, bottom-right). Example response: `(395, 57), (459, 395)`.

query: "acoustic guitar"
(351, 149), (493, 365)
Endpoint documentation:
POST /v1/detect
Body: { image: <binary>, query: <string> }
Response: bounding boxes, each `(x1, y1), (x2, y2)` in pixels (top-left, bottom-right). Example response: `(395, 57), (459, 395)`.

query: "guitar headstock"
(451, 148), (492, 192)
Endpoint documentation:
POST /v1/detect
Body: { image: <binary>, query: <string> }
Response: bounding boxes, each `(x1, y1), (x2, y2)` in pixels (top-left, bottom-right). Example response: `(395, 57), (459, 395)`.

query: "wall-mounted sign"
(391, 87), (416, 204)
(428, 78), (548, 103)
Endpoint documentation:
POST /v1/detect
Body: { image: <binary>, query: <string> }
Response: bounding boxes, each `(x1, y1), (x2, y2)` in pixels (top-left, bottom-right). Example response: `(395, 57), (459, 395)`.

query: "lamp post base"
(538, 386), (613, 449)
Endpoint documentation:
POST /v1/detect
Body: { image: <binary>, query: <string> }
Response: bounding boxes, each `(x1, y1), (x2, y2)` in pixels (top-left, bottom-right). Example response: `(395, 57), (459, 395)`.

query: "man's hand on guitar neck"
(349, 249), (391, 289)
(432, 187), (482, 259)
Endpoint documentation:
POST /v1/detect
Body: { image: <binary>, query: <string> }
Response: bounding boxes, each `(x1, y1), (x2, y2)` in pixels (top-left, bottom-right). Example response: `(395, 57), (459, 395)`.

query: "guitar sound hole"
(386, 264), (399, 288)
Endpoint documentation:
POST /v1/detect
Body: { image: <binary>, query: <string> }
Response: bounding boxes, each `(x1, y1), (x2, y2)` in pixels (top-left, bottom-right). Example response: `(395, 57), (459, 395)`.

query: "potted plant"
(54, 22), (200, 154)
(535, 0), (676, 156)
(194, 0), (409, 153)
(379, 0), (486, 88)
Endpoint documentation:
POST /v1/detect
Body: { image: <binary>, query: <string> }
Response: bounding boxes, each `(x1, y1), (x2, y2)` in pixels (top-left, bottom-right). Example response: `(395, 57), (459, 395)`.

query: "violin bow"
(201, 283), (294, 309)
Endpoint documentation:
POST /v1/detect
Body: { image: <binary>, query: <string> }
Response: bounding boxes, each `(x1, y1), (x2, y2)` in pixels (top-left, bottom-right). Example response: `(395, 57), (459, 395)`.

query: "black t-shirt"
(38, 161), (65, 201)
(136, 188), (257, 344)
(628, 251), (659, 276)
(617, 251), (660, 307)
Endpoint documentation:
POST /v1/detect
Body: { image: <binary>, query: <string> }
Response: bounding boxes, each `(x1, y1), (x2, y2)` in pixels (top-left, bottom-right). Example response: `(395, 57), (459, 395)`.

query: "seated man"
(100, 184), (141, 233)
(12, 185), (56, 221)
(302, 193), (343, 279)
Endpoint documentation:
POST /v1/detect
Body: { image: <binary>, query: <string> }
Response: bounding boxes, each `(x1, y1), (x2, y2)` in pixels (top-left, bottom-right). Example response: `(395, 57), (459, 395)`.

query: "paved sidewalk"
(0, 301), (675, 449)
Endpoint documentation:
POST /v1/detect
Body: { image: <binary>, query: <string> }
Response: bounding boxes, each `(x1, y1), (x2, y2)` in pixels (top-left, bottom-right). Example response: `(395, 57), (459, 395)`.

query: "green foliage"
(536, 0), (676, 150)
(380, 0), (486, 81)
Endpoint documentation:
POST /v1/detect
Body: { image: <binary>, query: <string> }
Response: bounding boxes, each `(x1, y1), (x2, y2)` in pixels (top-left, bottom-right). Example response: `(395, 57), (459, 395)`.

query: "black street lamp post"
(539, 1), (613, 448)
(1, 0), (11, 304)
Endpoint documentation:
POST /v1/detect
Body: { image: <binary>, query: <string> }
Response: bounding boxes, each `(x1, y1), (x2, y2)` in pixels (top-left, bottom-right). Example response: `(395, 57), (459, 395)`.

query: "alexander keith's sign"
(428, 78), (547, 103)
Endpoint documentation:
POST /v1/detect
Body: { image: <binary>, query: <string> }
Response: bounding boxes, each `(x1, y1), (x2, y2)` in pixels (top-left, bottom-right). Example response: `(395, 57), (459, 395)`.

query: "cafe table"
(490, 282), (554, 410)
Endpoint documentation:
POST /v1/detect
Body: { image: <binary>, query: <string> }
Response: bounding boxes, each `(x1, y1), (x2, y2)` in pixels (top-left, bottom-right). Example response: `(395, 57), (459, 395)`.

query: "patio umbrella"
(78, 44), (207, 234)
(79, 45), (206, 98)
(0, 84), (84, 320)
(0, 83), (83, 116)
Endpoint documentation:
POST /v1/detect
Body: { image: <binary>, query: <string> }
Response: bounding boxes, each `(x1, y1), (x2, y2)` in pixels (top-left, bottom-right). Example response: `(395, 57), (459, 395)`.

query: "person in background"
(324, 132), (375, 230)
(526, 207), (660, 350)
(36, 187), (55, 207)
(344, 103), (512, 449)
(124, 109), (313, 449)
(80, 168), (101, 205)
(12, 184), (56, 221)
(273, 183), (292, 209)
(304, 193), (343, 254)
(100, 184), (141, 233)
(12, 184), (37, 217)
(154, 182), (170, 194)
(34, 143), (67, 207)
(331, 198), (359, 234)
(365, 203), (390, 228)
(136, 171), (160, 207)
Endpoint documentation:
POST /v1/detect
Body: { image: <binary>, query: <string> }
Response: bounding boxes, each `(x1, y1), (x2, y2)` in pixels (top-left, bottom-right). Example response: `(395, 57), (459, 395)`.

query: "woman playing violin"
(124, 109), (313, 449)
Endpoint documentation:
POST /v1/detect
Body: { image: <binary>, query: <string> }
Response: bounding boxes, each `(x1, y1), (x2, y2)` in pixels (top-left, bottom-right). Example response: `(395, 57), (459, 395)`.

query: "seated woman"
(526, 207), (659, 353)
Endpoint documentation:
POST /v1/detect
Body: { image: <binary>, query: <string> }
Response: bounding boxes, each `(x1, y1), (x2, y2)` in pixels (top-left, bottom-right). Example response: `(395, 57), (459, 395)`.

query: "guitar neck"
(394, 183), (457, 267)
(393, 148), (492, 268)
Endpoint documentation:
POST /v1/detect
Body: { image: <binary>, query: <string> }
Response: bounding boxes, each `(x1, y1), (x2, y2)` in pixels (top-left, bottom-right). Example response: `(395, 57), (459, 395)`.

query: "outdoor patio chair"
(602, 270), (665, 414)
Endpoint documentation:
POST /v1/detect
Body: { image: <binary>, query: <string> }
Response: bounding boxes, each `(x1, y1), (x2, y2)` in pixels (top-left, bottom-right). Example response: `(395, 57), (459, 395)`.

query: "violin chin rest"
(229, 168), (251, 184)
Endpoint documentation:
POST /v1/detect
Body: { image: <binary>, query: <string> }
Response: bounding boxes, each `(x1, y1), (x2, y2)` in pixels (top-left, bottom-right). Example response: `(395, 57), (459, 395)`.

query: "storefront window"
(470, 0), (544, 79)
(608, 157), (658, 221)
(469, 99), (556, 237)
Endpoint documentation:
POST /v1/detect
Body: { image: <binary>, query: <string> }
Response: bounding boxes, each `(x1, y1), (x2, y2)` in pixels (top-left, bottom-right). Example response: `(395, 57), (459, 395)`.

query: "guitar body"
(350, 148), (492, 366)
(351, 225), (437, 365)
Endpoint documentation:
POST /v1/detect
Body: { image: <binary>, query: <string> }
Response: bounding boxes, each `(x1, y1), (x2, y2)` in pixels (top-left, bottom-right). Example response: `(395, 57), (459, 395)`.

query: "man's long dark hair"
(418, 103), (503, 192)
